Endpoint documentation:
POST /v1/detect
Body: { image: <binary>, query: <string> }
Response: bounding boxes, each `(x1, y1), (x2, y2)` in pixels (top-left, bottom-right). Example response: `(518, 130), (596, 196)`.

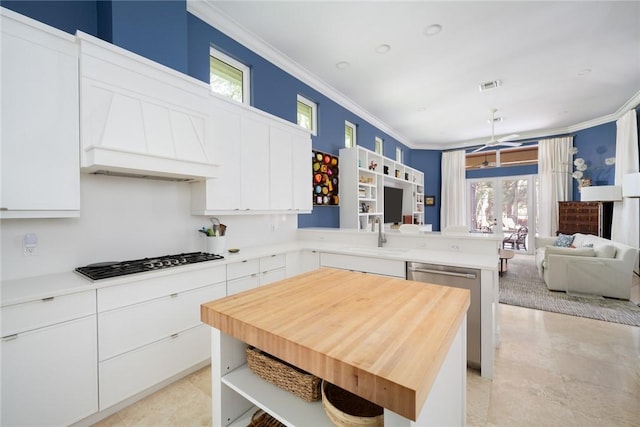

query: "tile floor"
(94, 270), (640, 427)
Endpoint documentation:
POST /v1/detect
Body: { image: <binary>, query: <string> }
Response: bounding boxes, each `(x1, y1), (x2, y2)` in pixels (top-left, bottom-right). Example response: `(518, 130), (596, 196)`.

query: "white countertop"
(1, 237), (498, 307)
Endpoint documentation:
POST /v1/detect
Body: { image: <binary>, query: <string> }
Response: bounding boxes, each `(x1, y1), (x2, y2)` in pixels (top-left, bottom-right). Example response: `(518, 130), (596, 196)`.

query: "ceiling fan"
(471, 109), (521, 153)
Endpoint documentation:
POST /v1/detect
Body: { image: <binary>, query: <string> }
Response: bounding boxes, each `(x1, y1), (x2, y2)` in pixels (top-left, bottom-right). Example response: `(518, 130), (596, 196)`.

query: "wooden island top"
(201, 268), (470, 421)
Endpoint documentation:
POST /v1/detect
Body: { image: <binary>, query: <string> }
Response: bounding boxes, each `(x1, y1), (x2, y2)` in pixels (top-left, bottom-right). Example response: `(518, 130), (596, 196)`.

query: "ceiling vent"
(479, 80), (501, 91)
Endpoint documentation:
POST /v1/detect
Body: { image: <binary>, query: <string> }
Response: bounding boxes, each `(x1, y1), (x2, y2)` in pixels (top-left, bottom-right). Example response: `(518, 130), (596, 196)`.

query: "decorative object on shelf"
(570, 147), (615, 188)
(425, 195), (436, 206)
(312, 150), (339, 206)
(246, 346), (321, 402)
(368, 160), (377, 171)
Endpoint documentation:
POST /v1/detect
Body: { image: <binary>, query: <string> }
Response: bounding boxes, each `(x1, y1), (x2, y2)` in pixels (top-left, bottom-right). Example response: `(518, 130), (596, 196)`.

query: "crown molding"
(187, 0), (413, 147)
(187, 1), (639, 152)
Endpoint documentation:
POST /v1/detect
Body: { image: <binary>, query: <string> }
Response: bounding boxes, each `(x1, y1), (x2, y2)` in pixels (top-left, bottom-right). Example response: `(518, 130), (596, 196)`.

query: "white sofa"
(535, 233), (637, 300)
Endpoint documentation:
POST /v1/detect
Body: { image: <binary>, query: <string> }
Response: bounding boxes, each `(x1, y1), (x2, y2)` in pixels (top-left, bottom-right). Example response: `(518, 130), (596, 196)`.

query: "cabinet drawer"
(99, 324), (210, 410)
(227, 258), (259, 281)
(259, 253), (286, 272)
(320, 253), (406, 278)
(98, 283), (225, 361)
(1, 290), (95, 337)
(227, 274), (260, 296)
(260, 267), (286, 286)
(98, 264), (225, 312)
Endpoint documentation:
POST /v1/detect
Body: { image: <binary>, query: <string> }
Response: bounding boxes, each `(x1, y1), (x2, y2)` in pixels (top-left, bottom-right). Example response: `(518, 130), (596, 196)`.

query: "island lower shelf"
(222, 363), (332, 426)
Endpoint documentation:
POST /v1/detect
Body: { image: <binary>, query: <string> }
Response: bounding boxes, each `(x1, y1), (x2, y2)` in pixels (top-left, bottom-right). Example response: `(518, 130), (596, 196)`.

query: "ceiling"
(193, 1), (640, 150)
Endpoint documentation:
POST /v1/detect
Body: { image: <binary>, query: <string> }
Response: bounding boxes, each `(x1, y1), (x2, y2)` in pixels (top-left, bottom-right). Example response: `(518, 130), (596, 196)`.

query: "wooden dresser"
(557, 201), (613, 238)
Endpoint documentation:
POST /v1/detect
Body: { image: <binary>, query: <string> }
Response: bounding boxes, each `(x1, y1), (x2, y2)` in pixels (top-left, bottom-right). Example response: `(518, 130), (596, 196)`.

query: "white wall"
(0, 174), (298, 281)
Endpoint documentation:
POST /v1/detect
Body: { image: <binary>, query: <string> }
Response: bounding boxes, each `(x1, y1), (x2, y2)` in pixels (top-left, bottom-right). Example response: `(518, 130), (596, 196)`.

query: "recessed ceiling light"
(479, 80), (501, 91)
(577, 69), (591, 76)
(375, 44), (391, 54)
(335, 61), (350, 70)
(423, 24), (442, 36)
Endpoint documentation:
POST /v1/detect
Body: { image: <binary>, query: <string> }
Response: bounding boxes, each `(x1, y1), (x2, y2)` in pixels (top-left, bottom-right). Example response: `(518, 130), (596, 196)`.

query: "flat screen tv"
(384, 186), (403, 224)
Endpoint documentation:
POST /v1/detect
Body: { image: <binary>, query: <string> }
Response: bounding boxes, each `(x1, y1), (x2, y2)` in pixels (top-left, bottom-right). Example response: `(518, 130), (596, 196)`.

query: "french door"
(468, 175), (538, 253)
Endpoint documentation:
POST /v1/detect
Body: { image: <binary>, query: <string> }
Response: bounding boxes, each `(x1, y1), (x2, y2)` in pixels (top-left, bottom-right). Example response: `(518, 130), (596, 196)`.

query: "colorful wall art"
(312, 150), (339, 206)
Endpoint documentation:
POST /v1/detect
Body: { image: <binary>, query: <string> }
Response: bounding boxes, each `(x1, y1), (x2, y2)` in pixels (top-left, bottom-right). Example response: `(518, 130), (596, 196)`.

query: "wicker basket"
(247, 409), (285, 427)
(321, 380), (384, 427)
(246, 346), (321, 402)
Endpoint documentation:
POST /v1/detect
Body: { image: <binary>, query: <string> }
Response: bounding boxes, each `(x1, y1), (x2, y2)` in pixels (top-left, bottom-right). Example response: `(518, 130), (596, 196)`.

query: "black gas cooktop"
(75, 252), (224, 281)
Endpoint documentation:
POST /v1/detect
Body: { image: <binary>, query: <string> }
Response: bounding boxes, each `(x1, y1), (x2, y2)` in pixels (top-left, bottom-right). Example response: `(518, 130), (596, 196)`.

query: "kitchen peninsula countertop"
(201, 268), (470, 421)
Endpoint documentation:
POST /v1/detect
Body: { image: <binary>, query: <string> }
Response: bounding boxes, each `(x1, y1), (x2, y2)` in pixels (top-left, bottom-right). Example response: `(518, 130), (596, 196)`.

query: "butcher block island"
(201, 268), (470, 426)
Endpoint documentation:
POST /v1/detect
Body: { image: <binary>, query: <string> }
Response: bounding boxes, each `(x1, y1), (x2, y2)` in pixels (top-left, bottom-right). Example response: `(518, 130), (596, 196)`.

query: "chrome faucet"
(373, 216), (387, 247)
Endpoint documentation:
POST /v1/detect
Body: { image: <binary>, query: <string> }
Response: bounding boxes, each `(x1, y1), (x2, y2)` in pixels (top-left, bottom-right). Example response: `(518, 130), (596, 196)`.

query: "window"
(297, 95), (317, 135)
(345, 121), (356, 148)
(374, 137), (384, 155)
(396, 147), (403, 163)
(210, 47), (250, 104)
(465, 146), (538, 170)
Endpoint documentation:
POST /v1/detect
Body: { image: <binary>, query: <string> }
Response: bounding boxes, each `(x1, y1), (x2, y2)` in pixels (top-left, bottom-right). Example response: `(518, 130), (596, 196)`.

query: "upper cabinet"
(0, 8), (80, 218)
(191, 95), (312, 215)
(77, 32), (217, 181)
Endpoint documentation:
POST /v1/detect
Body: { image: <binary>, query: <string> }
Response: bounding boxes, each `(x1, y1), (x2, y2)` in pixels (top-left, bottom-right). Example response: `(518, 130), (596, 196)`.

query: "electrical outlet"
(23, 233), (38, 256)
(450, 244), (460, 251)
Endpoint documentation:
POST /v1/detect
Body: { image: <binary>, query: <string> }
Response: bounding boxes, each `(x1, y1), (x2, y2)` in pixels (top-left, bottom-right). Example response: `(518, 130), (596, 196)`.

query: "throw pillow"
(553, 233), (574, 247)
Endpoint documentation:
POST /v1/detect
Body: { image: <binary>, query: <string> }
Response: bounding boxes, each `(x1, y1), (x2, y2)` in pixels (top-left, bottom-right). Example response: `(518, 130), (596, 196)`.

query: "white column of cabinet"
(1, 290), (98, 426)
(285, 250), (320, 277)
(97, 265), (226, 410)
(0, 9), (80, 218)
(191, 96), (311, 215)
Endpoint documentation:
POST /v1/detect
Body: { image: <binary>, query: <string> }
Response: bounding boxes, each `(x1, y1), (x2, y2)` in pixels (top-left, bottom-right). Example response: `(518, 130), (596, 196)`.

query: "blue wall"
(409, 150), (441, 230)
(2, 0), (98, 35)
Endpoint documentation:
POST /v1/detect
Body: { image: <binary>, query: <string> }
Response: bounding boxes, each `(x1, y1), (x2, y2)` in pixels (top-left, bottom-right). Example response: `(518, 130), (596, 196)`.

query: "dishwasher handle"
(408, 267), (477, 280)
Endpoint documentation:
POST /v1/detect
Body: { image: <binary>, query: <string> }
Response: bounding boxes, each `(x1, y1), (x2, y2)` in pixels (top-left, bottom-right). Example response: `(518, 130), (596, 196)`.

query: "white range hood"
(78, 32), (217, 181)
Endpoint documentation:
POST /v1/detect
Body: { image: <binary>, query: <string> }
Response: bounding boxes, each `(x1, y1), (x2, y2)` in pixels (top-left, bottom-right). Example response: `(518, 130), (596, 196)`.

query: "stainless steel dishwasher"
(406, 262), (481, 370)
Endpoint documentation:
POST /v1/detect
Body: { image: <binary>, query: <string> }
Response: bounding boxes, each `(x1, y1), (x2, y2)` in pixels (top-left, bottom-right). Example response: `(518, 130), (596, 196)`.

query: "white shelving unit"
(339, 146), (424, 229)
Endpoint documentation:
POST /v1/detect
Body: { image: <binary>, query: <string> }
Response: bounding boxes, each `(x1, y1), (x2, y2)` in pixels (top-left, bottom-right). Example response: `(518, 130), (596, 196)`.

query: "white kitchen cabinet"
(99, 324), (210, 410)
(1, 290), (98, 426)
(286, 250), (320, 277)
(241, 115), (270, 210)
(0, 8), (80, 218)
(259, 253), (287, 285)
(96, 264), (226, 410)
(320, 252), (405, 278)
(191, 95), (312, 215)
(227, 257), (260, 295)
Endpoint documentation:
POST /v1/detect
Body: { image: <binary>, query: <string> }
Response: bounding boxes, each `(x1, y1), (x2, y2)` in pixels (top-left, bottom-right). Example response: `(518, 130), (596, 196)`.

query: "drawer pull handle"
(271, 254), (276, 258)
(242, 260), (248, 263)
(170, 293), (178, 298)
(2, 334), (18, 341)
(42, 297), (55, 302)
(170, 333), (179, 339)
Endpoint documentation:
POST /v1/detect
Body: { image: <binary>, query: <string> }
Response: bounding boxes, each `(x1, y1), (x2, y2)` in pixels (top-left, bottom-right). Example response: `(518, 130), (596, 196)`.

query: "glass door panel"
(501, 178), (530, 252)
(469, 180), (497, 233)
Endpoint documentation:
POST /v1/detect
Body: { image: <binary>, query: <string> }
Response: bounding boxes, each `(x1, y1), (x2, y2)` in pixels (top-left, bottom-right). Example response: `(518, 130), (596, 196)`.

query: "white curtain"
(611, 109), (639, 247)
(440, 150), (467, 229)
(538, 136), (573, 236)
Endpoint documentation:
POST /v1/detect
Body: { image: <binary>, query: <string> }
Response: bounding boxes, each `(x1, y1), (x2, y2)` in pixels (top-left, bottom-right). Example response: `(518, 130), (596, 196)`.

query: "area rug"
(499, 256), (640, 327)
